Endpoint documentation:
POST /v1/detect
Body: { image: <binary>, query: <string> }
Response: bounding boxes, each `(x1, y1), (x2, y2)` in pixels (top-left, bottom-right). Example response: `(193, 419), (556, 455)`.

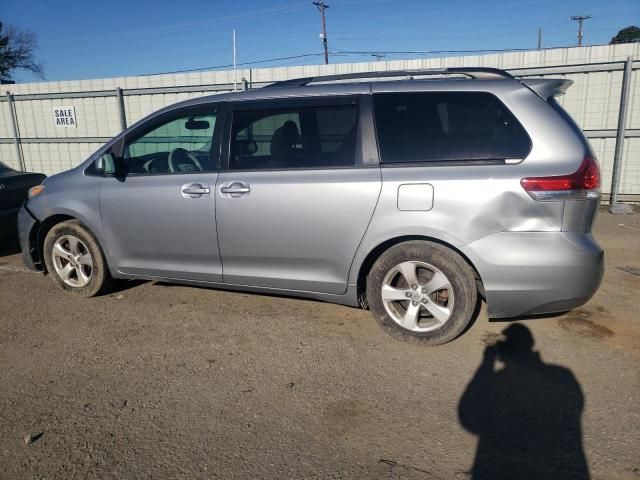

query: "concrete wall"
(1, 43), (638, 200)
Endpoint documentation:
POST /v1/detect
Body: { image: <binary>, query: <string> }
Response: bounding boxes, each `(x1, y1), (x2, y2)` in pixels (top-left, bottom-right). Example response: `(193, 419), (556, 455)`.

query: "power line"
(140, 42), (597, 77)
(313, 1), (330, 65)
(570, 15), (592, 47)
(333, 47), (538, 56)
(140, 53), (326, 76)
(70, 2), (310, 43)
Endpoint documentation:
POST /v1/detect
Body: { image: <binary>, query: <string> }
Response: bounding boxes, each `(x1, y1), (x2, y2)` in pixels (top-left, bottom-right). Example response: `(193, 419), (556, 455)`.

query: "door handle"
(181, 183), (210, 198)
(220, 182), (250, 196)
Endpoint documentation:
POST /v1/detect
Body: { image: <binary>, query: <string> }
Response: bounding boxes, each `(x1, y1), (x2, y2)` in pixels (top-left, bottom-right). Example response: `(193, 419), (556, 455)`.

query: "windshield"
(0, 161), (11, 173)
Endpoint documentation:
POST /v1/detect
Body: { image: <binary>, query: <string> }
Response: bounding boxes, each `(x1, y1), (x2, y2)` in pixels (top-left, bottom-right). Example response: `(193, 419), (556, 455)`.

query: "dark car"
(0, 160), (45, 239)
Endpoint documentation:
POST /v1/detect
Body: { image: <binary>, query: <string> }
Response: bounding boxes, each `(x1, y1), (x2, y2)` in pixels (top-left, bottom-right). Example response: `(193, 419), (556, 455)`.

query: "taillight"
(521, 156), (600, 201)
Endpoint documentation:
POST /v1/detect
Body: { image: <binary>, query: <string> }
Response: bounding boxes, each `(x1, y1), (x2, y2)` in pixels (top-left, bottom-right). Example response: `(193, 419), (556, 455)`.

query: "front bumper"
(17, 205), (40, 271)
(463, 231), (604, 318)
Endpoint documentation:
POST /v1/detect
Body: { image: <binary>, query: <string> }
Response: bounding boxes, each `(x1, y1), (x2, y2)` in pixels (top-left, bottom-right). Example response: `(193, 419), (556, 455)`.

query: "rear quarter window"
(373, 91), (531, 164)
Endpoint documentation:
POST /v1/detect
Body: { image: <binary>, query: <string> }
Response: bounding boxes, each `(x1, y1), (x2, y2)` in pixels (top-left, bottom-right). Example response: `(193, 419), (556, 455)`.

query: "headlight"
(28, 185), (45, 198)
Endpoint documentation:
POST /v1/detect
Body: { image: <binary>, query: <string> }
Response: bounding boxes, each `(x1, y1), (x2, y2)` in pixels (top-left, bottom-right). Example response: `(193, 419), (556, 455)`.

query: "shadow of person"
(458, 324), (589, 480)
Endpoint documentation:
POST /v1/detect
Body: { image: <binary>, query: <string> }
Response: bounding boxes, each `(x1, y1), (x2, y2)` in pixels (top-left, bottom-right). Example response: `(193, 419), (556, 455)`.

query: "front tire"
(367, 241), (478, 346)
(43, 220), (112, 297)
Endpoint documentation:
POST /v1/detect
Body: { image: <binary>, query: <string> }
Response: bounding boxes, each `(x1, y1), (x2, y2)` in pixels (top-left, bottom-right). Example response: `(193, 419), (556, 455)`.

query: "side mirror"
(95, 153), (117, 175)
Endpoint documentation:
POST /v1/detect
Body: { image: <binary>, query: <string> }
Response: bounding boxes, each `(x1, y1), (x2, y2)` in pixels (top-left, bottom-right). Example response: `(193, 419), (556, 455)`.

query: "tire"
(43, 220), (112, 297)
(366, 240), (478, 346)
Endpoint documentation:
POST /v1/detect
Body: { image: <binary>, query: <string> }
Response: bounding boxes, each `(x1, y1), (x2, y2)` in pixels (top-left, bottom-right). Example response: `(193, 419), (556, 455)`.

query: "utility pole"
(313, 1), (329, 65)
(537, 28), (542, 50)
(570, 15), (592, 47)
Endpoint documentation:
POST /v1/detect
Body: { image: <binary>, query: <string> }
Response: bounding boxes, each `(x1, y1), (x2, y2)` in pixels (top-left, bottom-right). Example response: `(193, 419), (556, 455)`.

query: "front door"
(99, 104), (223, 281)
(216, 96), (381, 294)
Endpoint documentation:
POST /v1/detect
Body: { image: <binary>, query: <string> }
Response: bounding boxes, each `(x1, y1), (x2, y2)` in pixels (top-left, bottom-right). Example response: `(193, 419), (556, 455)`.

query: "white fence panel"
(0, 43), (638, 201)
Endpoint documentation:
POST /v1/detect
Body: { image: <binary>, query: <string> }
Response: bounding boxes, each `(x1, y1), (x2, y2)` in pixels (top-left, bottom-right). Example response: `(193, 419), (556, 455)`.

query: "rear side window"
(230, 103), (358, 170)
(373, 92), (531, 163)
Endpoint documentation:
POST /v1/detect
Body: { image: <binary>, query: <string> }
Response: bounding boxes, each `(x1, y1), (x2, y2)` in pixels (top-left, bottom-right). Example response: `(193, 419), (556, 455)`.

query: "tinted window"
(123, 107), (218, 174)
(373, 92), (531, 163)
(0, 161), (10, 173)
(230, 103), (358, 170)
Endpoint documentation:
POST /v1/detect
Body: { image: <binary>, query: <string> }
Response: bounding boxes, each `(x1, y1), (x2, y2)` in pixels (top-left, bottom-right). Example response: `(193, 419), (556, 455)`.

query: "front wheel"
(43, 220), (112, 297)
(367, 241), (478, 346)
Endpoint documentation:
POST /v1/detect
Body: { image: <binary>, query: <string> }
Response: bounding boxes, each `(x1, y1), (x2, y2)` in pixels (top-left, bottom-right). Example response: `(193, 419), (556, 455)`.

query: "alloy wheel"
(51, 235), (93, 288)
(380, 260), (454, 332)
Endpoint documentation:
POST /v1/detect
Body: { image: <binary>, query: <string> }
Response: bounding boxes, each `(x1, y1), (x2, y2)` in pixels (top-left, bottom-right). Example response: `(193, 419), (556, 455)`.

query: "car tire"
(43, 220), (112, 297)
(367, 240), (478, 346)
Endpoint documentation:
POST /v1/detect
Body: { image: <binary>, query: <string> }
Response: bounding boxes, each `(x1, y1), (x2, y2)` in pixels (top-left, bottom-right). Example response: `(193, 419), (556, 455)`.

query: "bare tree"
(0, 22), (44, 80)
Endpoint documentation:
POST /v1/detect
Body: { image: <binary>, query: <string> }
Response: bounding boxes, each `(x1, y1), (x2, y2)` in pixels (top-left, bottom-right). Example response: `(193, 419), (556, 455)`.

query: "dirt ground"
(0, 211), (638, 479)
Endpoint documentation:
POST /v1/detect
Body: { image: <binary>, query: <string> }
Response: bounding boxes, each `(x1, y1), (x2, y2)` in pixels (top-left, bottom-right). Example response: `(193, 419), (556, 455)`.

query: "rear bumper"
(17, 205), (40, 271)
(463, 231), (604, 318)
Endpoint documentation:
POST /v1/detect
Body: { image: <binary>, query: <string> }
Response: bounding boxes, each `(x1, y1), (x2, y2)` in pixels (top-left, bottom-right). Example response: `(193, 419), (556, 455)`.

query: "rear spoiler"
(520, 78), (573, 100)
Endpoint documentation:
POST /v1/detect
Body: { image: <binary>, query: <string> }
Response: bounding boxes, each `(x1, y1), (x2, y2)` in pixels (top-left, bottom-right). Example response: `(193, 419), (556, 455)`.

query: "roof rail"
(265, 67), (514, 88)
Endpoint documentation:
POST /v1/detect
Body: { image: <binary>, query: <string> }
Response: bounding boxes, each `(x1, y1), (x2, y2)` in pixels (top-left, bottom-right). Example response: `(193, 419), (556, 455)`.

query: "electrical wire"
(140, 53), (327, 76)
(139, 42), (604, 77)
(73, 2), (311, 42)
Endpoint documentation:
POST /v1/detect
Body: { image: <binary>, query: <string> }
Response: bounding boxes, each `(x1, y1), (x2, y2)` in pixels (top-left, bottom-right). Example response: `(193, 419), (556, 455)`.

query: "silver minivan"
(18, 68), (603, 345)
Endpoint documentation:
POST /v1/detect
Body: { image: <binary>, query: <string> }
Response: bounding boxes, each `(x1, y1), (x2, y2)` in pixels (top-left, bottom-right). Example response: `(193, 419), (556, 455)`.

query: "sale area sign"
(53, 106), (77, 127)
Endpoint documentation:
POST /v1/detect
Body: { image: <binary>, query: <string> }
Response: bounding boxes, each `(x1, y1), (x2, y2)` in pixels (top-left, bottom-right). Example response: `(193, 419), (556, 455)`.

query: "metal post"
(537, 28), (542, 50)
(233, 29), (237, 92)
(116, 87), (127, 131)
(6, 92), (25, 172)
(609, 56), (633, 213)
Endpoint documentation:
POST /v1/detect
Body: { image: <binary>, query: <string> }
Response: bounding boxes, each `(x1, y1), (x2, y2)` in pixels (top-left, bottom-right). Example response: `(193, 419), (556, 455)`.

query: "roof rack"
(266, 67), (514, 88)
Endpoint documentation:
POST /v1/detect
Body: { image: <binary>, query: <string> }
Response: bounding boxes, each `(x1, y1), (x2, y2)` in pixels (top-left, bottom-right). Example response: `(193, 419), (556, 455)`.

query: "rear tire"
(43, 220), (112, 297)
(367, 241), (478, 346)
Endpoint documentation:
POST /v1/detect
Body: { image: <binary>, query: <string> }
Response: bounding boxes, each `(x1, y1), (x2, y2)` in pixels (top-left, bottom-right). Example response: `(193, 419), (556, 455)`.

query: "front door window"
(123, 108), (218, 175)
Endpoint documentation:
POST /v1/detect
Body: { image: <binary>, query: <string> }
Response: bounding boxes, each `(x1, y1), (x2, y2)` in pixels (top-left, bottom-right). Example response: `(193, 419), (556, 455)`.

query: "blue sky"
(2, 0), (639, 82)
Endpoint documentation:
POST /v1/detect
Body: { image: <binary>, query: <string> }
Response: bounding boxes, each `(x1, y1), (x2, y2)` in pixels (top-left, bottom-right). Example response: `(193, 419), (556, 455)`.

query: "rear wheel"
(367, 241), (478, 345)
(43, 220), (112, 297)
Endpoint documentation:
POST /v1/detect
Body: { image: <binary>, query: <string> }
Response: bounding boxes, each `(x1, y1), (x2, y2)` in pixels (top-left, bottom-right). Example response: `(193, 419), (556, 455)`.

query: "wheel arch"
(356, 235), (485, 307)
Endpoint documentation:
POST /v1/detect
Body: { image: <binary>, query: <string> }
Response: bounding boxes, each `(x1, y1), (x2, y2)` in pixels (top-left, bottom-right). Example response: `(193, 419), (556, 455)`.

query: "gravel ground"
(0, 211), (638, 479)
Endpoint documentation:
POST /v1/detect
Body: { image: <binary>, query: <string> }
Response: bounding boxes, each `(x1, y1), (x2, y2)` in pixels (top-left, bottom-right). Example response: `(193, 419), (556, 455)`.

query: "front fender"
(25, 171), (111, 269)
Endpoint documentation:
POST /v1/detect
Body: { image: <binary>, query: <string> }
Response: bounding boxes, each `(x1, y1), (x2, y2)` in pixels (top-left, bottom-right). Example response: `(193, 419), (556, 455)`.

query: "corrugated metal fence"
(1, 43), (639, 202)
